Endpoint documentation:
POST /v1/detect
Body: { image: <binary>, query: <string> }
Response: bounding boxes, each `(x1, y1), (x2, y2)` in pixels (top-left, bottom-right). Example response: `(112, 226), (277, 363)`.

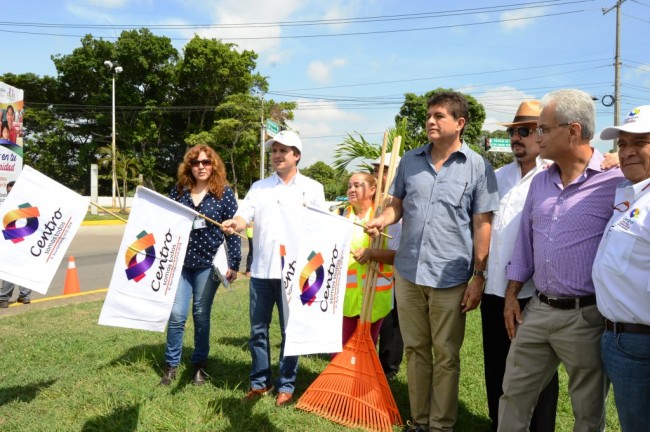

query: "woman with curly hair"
(159, 144), (241, 386)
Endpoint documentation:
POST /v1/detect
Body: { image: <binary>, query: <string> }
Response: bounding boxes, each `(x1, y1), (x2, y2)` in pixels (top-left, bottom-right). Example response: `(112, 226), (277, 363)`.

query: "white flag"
(280, 204), (352, 356)
(98, 187), (196, 332)
(0, 166), (89, 294)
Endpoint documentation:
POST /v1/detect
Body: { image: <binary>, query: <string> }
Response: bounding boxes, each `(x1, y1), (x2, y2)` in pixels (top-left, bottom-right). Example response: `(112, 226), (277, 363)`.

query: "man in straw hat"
(592, 105), (650, 432)
(222, 130), (326, 407)
(367, 91), (499, 431)
(482, 101), (559, 432)
(498, 89), (624, 431)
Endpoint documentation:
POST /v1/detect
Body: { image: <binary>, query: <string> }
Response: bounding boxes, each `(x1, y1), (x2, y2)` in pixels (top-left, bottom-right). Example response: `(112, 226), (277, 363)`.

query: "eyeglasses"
(507, 126), (533, 138)
(612, 200), (630, 212)
(190, 159), (212, 167)
(536, 123), (571, 137)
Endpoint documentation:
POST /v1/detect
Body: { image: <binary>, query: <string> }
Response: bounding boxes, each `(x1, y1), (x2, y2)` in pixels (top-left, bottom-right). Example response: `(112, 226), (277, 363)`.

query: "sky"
(2, 0), (649, 168)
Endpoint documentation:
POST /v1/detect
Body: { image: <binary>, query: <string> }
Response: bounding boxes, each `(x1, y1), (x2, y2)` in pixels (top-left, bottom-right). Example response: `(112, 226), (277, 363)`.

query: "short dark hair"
(427, 91), (470, 136)
(7, 181), (15, 187)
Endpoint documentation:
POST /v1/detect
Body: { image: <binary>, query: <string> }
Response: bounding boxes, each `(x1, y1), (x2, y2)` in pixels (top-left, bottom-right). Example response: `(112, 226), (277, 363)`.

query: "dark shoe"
(275, 392), (293, 407)
(192, 363), (207, 386)
(159, 364), (177, 386)
(17, 297), (30, 304)
(243, 385), (274, 401)
(0, 301), (8, 308)
(403, 420), (427, 431)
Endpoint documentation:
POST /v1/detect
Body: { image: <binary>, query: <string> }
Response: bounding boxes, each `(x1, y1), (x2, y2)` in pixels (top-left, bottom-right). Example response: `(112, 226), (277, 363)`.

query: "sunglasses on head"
(190, 159), (212, 167)
(507, 126), (533, 138)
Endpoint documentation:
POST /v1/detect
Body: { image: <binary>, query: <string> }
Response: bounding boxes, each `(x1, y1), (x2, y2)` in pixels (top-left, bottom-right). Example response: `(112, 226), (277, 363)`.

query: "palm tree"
(115, 151), (139, 212)
(332, 118), (409, 176)
(97, 146), (138, 212)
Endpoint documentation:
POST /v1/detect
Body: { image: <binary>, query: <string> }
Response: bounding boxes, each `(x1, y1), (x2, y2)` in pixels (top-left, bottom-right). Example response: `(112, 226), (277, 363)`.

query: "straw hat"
(497, 100), (541, 127)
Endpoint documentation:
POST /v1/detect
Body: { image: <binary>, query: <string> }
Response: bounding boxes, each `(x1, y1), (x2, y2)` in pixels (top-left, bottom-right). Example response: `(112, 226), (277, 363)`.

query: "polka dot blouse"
(169, 186), (241, 270)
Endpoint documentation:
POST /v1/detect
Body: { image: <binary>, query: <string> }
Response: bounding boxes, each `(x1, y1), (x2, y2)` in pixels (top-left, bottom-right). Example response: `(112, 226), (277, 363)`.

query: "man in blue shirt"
(367, 91), (499, 431)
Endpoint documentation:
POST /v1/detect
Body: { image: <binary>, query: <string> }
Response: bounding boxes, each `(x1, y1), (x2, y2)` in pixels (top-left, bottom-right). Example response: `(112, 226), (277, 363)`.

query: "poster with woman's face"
(0, 81), (24, 203)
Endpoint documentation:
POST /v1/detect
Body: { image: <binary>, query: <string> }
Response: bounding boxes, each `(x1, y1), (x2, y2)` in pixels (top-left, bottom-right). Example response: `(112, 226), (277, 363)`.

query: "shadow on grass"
(217, 336), (250, 352)
(0, 379), (57, 407)
(81, 403), (140, 432)
(208, 396), (282, 432)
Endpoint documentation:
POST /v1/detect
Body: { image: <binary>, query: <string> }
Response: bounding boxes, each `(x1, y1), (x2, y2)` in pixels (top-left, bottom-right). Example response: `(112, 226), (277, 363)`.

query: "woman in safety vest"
(340, 172), (396, 347)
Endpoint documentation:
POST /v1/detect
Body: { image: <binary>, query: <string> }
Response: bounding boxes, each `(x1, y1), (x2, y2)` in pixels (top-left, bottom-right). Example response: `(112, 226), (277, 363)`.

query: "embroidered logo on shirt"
(629, 208), (640, 218)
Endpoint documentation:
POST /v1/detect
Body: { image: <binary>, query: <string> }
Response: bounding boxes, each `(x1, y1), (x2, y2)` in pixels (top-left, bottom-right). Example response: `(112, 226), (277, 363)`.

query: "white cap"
(264, 130), (303, 152)
(600, 105), (650, 140)
(371, 152), (401, 166)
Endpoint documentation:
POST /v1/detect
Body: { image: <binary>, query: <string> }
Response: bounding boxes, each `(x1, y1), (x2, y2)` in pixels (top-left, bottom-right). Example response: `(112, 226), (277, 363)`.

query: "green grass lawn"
(0, 281), (621, 431)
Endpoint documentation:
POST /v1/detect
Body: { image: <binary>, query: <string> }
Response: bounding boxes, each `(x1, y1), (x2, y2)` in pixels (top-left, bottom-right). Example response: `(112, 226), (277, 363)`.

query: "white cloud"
(471, 86), (537, 131)
(500, 7), (548, 31)
(307, 58), (347, 84)
(289, 99), (390, 167)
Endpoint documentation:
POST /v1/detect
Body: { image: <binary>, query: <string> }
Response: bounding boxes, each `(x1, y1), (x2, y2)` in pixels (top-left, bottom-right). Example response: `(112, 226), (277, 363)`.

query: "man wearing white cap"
(482, 101), (558, 432)
(593, 105), (650, 432)
(222, 130), (326, 407)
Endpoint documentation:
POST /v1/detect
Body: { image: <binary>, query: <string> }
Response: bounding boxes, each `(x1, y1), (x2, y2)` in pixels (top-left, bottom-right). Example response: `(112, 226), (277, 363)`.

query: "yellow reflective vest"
(342, 205), (394, 322)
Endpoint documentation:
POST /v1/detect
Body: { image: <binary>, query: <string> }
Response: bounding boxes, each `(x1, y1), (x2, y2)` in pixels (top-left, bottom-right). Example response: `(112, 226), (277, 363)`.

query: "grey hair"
(540, 89), (595, 140)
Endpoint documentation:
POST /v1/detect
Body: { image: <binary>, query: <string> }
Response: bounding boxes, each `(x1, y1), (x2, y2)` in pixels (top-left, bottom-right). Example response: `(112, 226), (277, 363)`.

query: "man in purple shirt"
(498, 89), (624, 432)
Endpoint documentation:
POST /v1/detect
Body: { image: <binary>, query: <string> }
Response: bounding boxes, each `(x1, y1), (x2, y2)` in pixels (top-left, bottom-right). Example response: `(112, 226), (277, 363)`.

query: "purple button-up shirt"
(505, 150), (624, 297)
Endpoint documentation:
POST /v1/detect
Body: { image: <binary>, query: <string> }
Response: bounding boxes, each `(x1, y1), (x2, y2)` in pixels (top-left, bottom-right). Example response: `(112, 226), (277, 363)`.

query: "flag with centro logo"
(0, 166), (89, 294)
(98, 187), (196, 332)
(279, 204), (353, 356)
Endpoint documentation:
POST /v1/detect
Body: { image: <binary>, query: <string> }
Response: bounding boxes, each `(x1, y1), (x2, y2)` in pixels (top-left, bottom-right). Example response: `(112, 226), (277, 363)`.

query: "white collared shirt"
(485, 157), (548, 297)
(593, 177), (650, 325)
(236, 171), (326, 279)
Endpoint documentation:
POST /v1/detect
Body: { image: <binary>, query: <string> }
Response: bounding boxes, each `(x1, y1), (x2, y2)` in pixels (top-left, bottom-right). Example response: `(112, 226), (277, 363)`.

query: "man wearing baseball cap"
(593, 105), (650, 432)
(222, 130), (326, 407)
(482, 101), (558, 432)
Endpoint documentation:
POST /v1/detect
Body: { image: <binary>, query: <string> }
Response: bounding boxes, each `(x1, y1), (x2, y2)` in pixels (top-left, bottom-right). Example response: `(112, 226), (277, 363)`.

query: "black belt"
(605, 319), (650, 335)
(535, 291), (596, 310)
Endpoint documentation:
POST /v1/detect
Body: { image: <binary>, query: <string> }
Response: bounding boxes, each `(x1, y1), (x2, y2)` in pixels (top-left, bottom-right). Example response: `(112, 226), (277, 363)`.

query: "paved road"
(29, 224), (250, 301)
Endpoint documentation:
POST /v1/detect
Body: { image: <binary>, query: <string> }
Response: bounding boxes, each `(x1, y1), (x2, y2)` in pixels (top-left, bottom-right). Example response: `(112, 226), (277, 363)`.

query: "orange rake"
(296, 134), (403, 432)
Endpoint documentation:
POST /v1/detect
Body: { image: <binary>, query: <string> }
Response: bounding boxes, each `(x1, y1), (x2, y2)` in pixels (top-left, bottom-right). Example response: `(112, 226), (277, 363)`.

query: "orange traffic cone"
(63, 256), (81, 295)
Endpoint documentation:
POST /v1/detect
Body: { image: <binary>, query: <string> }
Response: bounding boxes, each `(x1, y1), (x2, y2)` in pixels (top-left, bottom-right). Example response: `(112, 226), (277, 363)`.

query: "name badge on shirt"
(193, 217), (207, 230)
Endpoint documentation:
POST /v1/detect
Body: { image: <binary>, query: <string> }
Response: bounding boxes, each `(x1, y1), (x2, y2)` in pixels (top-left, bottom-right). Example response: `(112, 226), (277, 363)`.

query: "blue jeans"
(164, 267), (219, 367)
(249, 277), (298, 393)
(601, 330), (650, 432)
(0, 280), (31, 301)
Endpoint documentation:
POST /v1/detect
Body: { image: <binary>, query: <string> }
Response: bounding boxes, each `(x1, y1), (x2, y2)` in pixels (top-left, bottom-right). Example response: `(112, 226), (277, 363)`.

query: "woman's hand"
(226, 269), (238, 283)
(352, 247), (371, 264)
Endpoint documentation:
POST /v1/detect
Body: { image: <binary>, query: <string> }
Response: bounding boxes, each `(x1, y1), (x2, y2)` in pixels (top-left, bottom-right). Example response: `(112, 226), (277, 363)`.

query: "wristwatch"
(473, 269), (487, 279)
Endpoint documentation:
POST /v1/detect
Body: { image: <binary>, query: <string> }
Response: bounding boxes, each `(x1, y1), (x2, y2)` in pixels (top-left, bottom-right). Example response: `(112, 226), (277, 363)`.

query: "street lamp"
(104, 60), (123, 209)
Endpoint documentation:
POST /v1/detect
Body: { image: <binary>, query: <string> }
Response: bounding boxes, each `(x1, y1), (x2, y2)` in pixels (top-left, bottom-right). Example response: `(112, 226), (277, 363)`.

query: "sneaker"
(0, 301), (8, 308)
(17, 297), (30, 305)
(243, 385), (274, 401)
(403, 420), (427, 431)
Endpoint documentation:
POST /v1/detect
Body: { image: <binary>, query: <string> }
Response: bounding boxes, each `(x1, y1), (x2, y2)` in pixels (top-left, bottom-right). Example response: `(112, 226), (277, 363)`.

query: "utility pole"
(259, 95), (266, 180)
(603, 0), (628, 150)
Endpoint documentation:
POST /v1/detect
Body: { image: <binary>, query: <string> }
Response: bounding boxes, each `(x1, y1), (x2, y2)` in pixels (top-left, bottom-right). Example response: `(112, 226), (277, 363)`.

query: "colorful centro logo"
(125, 230), (156, 282)
(2, 203), (40, 244)
(299, 251), (325, 306)
(629, 208), (640, 218)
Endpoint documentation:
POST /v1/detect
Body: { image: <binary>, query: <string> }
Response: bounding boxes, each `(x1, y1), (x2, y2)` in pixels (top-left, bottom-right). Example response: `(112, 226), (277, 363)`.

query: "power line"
(0, 9), (586, 41)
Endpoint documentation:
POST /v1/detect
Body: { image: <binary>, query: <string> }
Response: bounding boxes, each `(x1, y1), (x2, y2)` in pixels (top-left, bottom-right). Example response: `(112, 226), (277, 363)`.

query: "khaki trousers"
(395, 270), (466, 431)
(498, 294), (607, 432)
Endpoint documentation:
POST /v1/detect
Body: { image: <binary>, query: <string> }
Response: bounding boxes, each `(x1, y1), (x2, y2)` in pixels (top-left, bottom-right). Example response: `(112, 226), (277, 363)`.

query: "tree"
(332, 118), (409, 176)
(301, 161), (348, 201)
(395, 88), (486, 149)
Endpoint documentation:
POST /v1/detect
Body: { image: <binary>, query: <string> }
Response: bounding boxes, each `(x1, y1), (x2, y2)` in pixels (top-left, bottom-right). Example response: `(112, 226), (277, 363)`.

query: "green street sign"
(266, 119), (280, 137)
(488, 138), (511, 153)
